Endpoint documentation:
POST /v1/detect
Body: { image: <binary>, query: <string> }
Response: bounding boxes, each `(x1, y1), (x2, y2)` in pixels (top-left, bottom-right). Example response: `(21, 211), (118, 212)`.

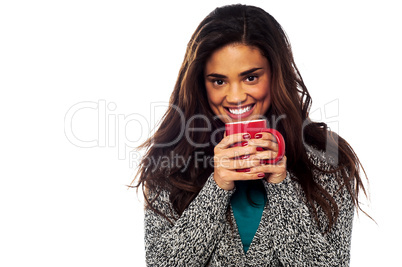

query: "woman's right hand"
(213, 133), (266, 190)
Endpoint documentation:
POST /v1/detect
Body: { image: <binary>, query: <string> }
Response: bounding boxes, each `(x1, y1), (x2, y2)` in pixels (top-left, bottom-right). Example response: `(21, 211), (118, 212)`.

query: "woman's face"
(204, 43), (272, 123)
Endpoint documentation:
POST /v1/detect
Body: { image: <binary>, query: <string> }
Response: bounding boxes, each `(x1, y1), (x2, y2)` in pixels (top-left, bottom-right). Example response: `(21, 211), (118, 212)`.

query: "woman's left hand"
(247, 132), (287, 184)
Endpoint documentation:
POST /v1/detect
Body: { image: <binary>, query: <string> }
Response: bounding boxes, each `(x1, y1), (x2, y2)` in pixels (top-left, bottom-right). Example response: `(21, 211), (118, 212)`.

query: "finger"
(215, 132), (251, 150)
(248, 139), (278, 152)
(225, 145), (257, 159)
(249, 155), (287, 173)
(230, 158), (262, 170)
(249, 164), (286, 174)
(214, 154), (260, 170)
(229, 171), (267, 181)
(214, 168), (266, 188)
(254, 150), (278, 160)
(255, 132), (277, 143)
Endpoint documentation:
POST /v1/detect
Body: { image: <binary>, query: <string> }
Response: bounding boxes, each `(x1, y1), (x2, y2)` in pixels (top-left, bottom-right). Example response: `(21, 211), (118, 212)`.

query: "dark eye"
(246, 76), (258, 82)
(214, 80), (224, 86)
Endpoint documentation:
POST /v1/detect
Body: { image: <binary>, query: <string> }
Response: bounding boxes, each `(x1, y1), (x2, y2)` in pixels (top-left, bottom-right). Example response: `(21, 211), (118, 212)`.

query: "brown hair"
(133, 4), (369, 232)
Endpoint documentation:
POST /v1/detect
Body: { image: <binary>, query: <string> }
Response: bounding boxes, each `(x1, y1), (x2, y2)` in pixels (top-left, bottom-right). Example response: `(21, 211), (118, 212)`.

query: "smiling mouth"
(226, 104), (255, 115)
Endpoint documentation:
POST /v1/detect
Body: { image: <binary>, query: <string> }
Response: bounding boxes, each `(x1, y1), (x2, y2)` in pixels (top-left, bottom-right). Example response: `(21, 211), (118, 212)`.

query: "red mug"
(225, 119), (285, 172)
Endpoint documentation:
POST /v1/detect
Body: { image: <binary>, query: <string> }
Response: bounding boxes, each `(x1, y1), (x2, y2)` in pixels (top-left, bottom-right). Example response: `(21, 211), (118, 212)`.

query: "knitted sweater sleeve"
(262, 158), (354, 266)
(144, 173), (235, 266)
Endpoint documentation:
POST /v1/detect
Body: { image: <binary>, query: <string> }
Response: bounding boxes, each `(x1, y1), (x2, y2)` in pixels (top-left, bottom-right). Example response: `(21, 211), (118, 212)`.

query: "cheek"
(251, 81), (271, 114)
(206, 88), (224, 107)
(251, 81), (271, 101)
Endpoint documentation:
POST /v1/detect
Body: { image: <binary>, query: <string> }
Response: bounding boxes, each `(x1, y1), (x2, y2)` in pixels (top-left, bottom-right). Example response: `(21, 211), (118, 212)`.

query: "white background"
(1, 0), (401, 266)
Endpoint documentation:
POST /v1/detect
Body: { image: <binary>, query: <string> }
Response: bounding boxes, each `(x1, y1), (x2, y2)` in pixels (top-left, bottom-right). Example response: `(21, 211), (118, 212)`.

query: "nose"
(225, 83), (247, 105)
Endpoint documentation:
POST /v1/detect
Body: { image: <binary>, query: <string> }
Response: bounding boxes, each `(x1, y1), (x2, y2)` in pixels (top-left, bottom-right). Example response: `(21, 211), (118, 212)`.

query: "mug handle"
(261, 128), (285, 164)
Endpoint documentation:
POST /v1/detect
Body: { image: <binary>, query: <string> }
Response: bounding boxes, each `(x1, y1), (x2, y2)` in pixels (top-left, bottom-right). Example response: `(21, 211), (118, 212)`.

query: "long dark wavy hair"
(133, 4), (368, 233)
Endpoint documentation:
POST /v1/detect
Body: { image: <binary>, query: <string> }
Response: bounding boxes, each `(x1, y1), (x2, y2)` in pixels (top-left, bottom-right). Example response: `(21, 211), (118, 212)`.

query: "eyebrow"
(206, 67), (263, 78)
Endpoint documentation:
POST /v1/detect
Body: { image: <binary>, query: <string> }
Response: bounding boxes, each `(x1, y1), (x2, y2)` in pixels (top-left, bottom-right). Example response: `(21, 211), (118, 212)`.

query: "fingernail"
(242, 142), (248, 146)
(255, 133), (263, 139)
(256, 147), (264, 151)
(244, 168), (251, 172)
(258, 173), (265, 178)
(243, 133), (251, 139)
(241, 155), (250, 159)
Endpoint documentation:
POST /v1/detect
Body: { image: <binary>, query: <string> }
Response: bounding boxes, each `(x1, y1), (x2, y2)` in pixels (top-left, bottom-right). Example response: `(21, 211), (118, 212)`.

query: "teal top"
(230, 180), (267, 253)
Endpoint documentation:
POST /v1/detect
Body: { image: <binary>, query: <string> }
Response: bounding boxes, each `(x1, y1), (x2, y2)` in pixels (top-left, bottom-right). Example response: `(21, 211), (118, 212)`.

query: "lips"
(225, 104), (255, 119)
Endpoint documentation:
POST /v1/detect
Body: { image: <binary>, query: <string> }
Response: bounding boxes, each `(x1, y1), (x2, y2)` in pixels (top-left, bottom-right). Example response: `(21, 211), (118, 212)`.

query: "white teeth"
(228, 105), (252, 115)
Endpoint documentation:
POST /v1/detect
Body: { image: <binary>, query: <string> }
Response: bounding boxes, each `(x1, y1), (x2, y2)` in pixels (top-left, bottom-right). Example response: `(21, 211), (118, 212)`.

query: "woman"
(135, 4), (368, 266)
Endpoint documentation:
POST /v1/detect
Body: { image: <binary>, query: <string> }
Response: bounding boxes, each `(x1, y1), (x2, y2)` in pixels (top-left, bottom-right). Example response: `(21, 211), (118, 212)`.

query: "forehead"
(205, 44), (268, 73)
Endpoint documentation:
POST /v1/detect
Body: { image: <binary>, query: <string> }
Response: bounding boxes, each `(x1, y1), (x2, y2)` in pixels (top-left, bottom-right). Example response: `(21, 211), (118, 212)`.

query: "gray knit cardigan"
(144, 152), (354, 266)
